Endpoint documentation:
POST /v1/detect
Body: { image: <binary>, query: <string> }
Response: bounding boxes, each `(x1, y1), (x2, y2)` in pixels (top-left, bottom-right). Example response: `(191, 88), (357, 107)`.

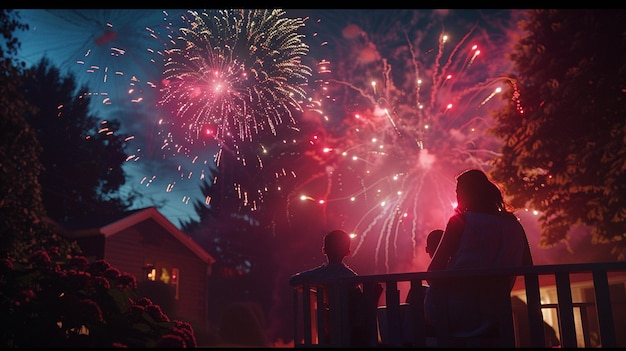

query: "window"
(144, 263), (156, 281)
(160, 267), (171, 284)
(143, 262), (179, 300)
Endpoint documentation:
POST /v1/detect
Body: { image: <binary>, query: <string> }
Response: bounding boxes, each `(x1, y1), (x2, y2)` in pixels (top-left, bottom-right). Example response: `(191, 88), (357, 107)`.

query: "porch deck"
(292, 261), (626, 347)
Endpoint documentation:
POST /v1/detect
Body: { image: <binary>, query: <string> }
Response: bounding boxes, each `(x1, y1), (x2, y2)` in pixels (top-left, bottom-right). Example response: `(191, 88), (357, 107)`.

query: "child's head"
(426, 229), (444, 258)
(323, 230), (351, 262)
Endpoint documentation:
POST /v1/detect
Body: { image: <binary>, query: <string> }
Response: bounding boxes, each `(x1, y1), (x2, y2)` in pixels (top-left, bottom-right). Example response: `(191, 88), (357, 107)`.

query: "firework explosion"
(150, 9), (313, 212)
(289, 10), (519, 274)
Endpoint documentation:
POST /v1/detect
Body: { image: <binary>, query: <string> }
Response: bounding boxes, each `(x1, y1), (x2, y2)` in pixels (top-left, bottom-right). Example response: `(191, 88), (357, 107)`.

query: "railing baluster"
(384, 280), (401, 346)
(301, 284), (312, 346)
(555, 272), (577, 347)
(593, 269), (616, 347)
(524, 272), (546, 347)
(498, 279), (516, 347)
(291, 262), (626, 348)
(362, 281), (382, 347)
(408, 278), (427, 347)
(326, 283), (344, 346)
(293, 288), (300, 346)
(315, 286), (325, 345)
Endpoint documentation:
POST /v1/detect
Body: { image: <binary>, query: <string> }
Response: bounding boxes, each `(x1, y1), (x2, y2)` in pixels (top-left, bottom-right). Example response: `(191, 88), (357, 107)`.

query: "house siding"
(103, 218), (210, 335)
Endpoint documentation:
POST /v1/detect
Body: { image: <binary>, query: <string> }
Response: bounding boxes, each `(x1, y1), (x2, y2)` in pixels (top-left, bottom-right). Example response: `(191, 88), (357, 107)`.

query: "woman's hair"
(455, 169), (514, 216)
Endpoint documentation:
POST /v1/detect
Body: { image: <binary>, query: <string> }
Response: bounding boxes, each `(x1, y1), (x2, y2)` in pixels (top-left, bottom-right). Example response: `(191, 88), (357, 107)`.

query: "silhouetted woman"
(425, 169), (533, 344)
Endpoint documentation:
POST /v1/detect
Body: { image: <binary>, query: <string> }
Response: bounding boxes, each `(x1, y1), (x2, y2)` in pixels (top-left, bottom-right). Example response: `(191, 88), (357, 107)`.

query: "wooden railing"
(292, 261), (626, 348)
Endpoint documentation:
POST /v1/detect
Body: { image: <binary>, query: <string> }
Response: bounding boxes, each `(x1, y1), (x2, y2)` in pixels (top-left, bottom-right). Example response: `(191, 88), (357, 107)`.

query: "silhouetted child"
(289, 229), (380, 347)
(289, 229), (358, 285)
(425, 229), (444, 259)
(406, 229), (444, 306)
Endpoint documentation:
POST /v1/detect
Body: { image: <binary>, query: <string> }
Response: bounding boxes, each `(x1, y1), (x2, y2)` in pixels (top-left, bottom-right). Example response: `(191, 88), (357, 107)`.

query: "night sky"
(14, 9), (609, 270)
(13, 8), (619, 344)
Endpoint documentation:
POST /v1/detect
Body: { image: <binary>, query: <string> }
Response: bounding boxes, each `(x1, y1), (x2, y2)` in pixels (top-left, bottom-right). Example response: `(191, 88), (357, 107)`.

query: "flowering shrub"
(0, 249), (196, 347)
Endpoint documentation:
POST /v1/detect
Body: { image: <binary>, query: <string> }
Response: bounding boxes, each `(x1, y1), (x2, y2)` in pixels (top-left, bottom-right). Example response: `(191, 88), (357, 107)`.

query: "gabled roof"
(59, 207), (215, 264)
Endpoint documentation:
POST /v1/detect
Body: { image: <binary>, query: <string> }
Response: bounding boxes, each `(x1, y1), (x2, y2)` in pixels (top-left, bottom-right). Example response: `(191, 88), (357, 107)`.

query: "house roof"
(58, 207), (215, 264)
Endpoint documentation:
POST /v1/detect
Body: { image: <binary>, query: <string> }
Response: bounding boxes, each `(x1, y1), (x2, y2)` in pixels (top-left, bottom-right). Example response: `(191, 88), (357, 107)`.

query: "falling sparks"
(287, 10), (518, 273)
(157, 9), (312, 144)
(145, 9), (314, 212)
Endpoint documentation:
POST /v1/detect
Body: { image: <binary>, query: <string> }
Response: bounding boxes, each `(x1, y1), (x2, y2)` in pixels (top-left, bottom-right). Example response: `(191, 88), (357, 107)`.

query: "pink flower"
(93, 275), (111, 289)
(68, 256), (89, 270)
(103, 267), (121, 280)
(156, 334), (186, 347)
(145, 304), (170, 322)
(88, 259), (111, 276)
(117, 273), (137, 290)
(29, 250), (51, 267)
(0, 258), (14, 271)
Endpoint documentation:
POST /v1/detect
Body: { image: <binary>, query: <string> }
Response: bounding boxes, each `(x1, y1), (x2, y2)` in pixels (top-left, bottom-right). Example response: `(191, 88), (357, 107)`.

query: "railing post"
(384, 280), (402, 346)
(524, 272), (546, 347)
(301, 284), (312, 346)
(408, 278), (427, 347)
(326, 283), (345, 346)
(293, 288), (300, 346)
(362, 281), (382, 347)
(555, 272), (577, 347)
(592, 269), (616, 347)
(313, 287), (324, 345)
(497, 278), (516, 347)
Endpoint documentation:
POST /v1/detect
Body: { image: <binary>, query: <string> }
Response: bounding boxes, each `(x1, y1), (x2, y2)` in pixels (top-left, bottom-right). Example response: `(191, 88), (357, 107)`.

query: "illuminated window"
(144, 263), (156, 281)
(160, 267), (171, 284)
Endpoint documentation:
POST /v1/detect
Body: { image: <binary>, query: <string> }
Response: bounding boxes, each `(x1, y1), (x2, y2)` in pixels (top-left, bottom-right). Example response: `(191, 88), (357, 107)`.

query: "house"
(510, 270), (626, 347)
(56, 207), (215, 344)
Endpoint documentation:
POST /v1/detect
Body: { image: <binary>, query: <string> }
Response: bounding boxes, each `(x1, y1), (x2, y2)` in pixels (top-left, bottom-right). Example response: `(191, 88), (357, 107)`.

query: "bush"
(0, 249), (196, 348)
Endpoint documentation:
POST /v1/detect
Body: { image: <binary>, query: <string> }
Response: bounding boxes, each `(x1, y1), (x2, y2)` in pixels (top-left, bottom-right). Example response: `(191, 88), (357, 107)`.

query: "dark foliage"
(21, 57), (133, 223)
(0, 250), (197, 347)
(489, 10), (626, 259)
(0, 9), (78, 260)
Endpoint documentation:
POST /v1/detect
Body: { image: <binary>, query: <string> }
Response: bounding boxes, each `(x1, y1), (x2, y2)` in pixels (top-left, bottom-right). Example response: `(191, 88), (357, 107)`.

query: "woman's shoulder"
(448, 212), (467, 224)
(464, 210), (517, 221)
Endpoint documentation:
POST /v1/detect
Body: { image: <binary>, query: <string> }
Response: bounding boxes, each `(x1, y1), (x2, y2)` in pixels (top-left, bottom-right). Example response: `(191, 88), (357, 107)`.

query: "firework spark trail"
(431, 26), (476, 101)
(32, 10), (163, 109)
(292, 11), (517, 274)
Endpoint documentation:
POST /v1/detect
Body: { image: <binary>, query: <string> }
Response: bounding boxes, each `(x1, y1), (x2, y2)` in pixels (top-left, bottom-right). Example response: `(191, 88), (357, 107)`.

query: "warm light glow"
(148, 268), (156, 281)
(160, 267), (171, 284)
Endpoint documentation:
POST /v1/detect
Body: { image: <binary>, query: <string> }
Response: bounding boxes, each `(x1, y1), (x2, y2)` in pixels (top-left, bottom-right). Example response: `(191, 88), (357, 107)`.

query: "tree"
(21, 57), (133, 223)
(0, 9), (76, 260)
(182, 169), (274, 330)
(180, 119), (319, 342)
(0, 12), (197, 348)
(489, 10), (626, 259)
